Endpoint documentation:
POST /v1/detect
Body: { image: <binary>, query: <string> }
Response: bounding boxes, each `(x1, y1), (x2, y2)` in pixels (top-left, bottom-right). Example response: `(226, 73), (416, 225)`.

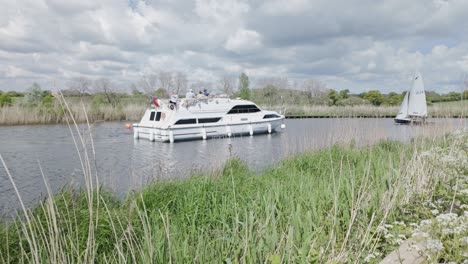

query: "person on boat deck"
(186, 89), (195, 99)
(169, 93), (178, 109)
(203, 89), (209, 96)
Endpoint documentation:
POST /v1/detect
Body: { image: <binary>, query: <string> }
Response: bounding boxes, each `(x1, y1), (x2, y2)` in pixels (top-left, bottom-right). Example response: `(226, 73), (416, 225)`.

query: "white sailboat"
(394, 72), (427, 124)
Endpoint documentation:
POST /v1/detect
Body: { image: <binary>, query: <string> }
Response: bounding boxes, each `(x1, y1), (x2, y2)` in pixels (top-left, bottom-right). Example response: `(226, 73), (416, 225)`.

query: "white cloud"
(224, 29), (262, 53)
(260, 0), (310, 15)
(0, 0), (467, 92)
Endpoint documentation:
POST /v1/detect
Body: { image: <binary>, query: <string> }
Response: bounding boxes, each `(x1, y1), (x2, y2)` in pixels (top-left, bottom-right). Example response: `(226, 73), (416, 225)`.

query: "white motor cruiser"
(133, 97), (285, 142)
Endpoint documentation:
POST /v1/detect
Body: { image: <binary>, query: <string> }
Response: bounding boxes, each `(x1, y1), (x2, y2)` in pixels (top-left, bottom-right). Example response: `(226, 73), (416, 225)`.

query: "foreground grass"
(0, 131), (466, 263)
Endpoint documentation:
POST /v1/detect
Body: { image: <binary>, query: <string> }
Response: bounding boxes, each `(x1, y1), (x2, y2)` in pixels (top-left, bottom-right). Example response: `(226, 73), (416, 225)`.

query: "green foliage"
(426, 90), (466, 103)
(386, 92), (403, 106)
(22, 83), (51, 106)
(155, 88), (168, 98)
(328, 89), (341, 105)
(6, 90), (24, 97)
(335, 96), (370, 106)
(238, 72), (250, 100)
(0, 93), (13, 106)
(339, 89), (350, 99)
(91, 94), (107, 107)
(41, 94), (54, 108)
(362, 90), (385, 106)
(131, 87), (144, 96)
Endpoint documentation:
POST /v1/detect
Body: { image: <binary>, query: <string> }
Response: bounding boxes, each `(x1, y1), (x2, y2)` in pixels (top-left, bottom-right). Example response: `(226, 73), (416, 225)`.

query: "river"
(0, 118), (465, 216)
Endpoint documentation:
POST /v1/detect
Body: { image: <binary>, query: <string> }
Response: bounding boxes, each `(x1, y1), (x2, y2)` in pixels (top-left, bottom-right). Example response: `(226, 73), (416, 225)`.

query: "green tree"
(339, 89), (350, 99)
(387, 92), (403, 105)
(238, 72), (250, 100)
(444, 92), (461, 101)
(23, 83), (48, 106)
(363, 90), (385, 106)
(328, 89), (341, 105)
(0, 94), (13, 106)
(6, 91), (24, 97)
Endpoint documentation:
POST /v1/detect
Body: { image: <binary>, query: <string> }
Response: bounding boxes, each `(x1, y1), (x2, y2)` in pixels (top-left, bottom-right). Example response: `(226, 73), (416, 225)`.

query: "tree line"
(1, 72), (467, 107)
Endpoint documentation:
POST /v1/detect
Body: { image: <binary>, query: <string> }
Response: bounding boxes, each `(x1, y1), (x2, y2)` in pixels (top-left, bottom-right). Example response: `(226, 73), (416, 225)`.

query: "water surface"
(0, 118), (465, 215)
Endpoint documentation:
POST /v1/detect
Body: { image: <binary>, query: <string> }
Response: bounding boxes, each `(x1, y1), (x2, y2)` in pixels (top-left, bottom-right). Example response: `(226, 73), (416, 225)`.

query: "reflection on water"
(0, 118), (465, 215)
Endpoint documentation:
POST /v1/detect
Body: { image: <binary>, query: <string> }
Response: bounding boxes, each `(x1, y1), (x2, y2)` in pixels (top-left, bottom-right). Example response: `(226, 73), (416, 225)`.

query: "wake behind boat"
(395, 72), (428, 124)
(133, 96), (285, 142)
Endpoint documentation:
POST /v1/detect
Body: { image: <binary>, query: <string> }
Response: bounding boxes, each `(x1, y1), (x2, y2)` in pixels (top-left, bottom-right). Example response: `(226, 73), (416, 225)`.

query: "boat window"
(155, 112), (161, 121)
(227, 105), (261, 114)
(149, 111), (155, 121)
(174, 119), (197, 125)
(263, 114), (280, 119)
(198, 117), (221, 123)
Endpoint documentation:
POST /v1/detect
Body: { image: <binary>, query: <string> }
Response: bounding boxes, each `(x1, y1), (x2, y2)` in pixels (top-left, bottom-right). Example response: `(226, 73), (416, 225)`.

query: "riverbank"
(0, 100), (466, 125)
(1, 130), (466, 263)
(270, 101), (467, 118)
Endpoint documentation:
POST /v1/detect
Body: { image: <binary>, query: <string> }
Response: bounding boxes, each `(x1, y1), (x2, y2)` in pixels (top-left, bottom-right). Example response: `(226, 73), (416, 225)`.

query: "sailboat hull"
(394, 118), (411, 124)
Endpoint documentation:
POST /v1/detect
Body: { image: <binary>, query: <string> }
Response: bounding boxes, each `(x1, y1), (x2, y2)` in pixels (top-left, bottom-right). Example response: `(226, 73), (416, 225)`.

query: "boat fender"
(202, 127), (207, 140)
(281, 123), (286, 129)
(226, 126), (231, 137)
(249, 124), (253, 136)
(268, 123), (272, 134)
(169, 130), (174, 143)
(133, 128), (139, 139)
(149, 131), (154, 141)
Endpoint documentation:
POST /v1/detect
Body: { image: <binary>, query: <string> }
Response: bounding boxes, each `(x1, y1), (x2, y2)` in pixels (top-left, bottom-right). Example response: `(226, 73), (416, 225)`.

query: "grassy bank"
(1, 129), (466, 263)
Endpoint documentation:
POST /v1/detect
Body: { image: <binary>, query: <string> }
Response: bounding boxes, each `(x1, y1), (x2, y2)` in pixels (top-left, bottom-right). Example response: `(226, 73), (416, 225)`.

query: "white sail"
(407, 72), (427, 117)
(395, 90), (409, 120)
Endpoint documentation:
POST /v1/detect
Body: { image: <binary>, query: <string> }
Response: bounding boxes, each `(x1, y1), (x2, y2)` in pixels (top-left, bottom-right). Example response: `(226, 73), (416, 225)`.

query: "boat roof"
(151, 98), (260, 114)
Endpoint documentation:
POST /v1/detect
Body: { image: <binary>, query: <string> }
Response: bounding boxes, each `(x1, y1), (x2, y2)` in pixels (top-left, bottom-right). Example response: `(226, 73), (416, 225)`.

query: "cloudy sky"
(1, 0), (468, 93)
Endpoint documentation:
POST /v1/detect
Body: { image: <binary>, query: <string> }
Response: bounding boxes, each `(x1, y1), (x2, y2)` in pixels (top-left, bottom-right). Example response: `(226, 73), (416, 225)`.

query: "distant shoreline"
(0, 101), (465, 126)
(285, 115), (467, 119)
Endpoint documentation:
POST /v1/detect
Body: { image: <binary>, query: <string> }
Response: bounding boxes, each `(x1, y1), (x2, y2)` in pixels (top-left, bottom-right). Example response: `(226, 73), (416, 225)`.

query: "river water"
(0, 118), (465, 216)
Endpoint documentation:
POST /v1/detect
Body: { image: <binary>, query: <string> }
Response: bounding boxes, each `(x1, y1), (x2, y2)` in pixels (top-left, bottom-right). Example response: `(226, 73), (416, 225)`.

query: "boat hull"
(133, 119), (284, 142)
(394, 118), (411, 124)
(394, 117), (427, 125)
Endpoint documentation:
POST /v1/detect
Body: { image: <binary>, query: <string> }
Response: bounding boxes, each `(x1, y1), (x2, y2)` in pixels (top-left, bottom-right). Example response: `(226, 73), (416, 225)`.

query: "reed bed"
(0, 103), (466, 263)
(0, 102), (146, 125)
(1, 99), (465, 126)
(264, 102), (466, 117)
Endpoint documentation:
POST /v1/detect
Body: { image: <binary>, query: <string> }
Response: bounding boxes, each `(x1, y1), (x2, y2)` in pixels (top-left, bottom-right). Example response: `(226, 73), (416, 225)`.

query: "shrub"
(336, 96), (370, 106)
(0, 93), (13, 106)
(362, 90), (385, 106)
